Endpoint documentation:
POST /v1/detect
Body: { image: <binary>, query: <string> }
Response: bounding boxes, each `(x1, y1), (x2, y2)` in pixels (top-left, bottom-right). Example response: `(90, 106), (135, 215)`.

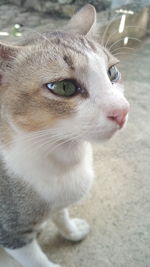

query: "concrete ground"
(0, 23), (150, 267)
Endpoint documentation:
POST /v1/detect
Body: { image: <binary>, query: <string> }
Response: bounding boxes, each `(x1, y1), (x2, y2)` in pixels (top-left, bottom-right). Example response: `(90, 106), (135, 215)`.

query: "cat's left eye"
(108, 65), (121, 83)
(46, 80), (77, 97)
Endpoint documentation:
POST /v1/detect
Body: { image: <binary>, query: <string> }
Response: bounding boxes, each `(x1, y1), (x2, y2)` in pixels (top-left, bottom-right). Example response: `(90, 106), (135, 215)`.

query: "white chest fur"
(2, 140), (95, 211)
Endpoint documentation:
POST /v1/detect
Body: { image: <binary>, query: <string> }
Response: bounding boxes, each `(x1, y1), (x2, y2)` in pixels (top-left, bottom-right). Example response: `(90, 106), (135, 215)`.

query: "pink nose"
(107, 107), (129, 127)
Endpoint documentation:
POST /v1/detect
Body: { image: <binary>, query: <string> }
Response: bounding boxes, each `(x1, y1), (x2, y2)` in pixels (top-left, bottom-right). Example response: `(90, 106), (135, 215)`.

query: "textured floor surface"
(0, 35), (150, 267)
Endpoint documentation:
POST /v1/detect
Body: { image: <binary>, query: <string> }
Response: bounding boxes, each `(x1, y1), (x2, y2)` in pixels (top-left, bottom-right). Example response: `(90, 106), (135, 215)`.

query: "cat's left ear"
(0, 42), (20, 62)
(0, 42), (21, 85)
(65, 4), (96, 37)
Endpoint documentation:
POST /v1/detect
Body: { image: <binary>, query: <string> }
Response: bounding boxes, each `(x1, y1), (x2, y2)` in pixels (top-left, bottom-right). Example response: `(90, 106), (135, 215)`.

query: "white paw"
(60, 218), (90, 242)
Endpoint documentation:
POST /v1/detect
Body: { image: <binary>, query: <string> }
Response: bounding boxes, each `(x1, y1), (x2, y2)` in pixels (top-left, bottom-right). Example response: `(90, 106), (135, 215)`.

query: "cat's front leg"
(52, 209), (90, 242)
(5, 239), (61, 267)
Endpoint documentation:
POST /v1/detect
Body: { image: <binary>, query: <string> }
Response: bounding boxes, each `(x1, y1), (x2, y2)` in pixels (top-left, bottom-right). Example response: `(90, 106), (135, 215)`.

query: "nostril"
(108, 114), (123, 126)
(107, 109), (128, 127)
(108, 115), (118, 122)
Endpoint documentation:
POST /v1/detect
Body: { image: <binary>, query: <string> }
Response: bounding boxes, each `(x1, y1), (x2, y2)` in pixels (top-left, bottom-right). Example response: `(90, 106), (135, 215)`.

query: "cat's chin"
(86, 128), (119, 143)
(86, 118), (128, 143)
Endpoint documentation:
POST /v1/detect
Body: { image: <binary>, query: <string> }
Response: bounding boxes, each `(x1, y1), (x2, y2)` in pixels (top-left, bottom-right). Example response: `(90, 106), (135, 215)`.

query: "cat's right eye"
(108, 65), (121, 83)
(46, 80), (77, 97)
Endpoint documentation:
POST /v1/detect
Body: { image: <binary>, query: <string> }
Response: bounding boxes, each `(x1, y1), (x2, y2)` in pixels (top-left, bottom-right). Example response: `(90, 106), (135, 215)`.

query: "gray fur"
(0, 158), (49, 249)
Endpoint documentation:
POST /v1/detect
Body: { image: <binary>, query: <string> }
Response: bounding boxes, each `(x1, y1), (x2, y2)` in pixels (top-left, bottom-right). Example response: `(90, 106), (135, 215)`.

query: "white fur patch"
(2, 138), (94, 211)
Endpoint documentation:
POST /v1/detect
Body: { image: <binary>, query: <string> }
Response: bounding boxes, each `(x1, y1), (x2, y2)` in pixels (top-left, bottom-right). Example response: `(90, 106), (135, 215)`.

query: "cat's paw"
(60, 218), (90, 242)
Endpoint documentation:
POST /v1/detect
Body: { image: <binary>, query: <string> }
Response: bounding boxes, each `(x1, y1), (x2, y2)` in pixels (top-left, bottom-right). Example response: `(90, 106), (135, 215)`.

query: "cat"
(0, 4), (129, 267)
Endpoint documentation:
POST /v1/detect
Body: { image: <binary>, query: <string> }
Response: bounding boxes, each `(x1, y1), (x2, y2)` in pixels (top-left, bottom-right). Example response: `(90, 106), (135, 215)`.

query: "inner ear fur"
(65, 4), (97, 37)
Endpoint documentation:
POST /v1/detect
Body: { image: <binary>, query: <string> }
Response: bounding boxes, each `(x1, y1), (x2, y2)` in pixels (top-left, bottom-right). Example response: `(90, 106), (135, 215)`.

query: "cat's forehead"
(22, 31), (97, 52)
(21, 31), (117, 68)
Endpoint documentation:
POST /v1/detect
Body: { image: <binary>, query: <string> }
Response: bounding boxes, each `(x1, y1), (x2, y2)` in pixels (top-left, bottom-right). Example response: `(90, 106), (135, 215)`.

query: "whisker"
(17, 127), (75, 140)
(112, 52), (137, 57)
(105, 29), (121, 49)
(16, 130), (80, 156)
(121, 25), (150, 34)
(104, 25), (142, 49)
(101, 13), (120, 46)
(32, 134), (77, 151)
(2, 130), (68, 150)
(108, 37), (141, 52)
(25, 133), (81, 159)
(44, 136), (80, 157)
(111, 46), (135, 54)
(19, 132), (62, 142)
(20, 134), (71, 149)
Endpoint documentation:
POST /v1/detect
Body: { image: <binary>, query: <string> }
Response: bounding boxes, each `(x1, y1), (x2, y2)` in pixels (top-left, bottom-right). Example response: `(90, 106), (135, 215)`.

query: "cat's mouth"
(85, 125), (118, 142)
(87, 115), (128, 142)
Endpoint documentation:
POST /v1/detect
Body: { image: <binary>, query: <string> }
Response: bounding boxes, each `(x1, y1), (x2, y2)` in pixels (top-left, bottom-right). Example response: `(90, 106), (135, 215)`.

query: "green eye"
(46, 80), (77, 97)
(108, 65), (121, 83)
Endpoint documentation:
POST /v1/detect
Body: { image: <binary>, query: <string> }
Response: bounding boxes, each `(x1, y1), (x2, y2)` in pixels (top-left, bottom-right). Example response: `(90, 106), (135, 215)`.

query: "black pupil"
(63, 83), (66, 91)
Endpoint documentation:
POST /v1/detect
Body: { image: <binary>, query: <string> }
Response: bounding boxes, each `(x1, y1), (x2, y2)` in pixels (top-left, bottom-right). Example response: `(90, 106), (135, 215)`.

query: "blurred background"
(0, 0), (150, 46)
(0, 1), (150, 267)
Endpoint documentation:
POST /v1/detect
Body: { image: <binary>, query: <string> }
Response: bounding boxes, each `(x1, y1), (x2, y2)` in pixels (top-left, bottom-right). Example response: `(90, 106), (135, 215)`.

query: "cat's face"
(0, 5), (129, 145)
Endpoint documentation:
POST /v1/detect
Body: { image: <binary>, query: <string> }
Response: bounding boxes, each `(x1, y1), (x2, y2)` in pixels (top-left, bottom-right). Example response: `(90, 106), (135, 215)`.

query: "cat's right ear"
(65, 4), (97, 37)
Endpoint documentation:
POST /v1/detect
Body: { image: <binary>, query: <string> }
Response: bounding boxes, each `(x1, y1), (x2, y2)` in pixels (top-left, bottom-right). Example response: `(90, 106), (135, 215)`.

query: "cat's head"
(0, 4), (129, 145)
